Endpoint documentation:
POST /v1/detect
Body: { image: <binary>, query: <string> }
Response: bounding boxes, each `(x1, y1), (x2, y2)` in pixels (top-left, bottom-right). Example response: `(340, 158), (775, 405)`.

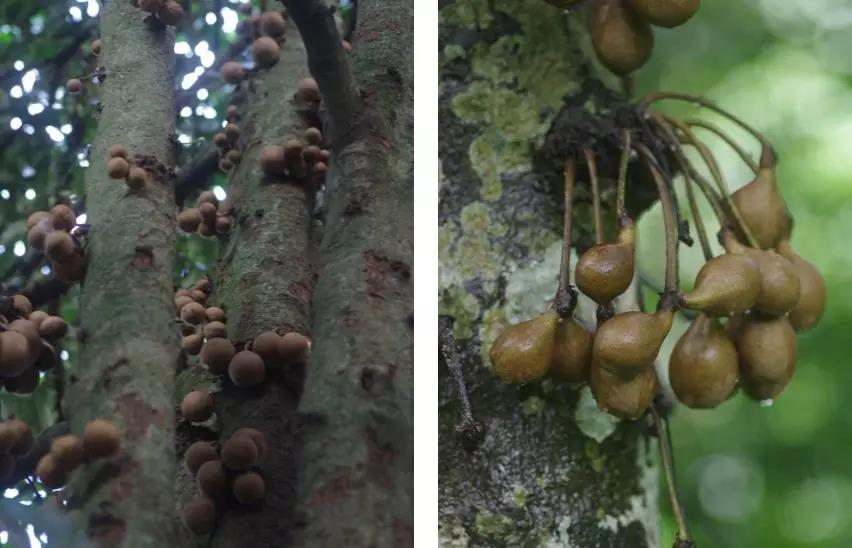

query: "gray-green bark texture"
(64, 2), (185, 547)
(439, 2), (661, 547)
(283, 0), (415, 546)
(173, 23), (315, 548)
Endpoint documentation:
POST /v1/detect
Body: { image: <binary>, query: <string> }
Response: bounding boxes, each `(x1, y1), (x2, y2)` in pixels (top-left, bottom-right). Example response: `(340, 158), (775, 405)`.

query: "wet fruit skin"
(590, 362), (656, 420)
(592, 308), (673, 379)
(777, 239), (826, 332)
(730, 165), (788, 249)
(626, 0), (701, 28)
(669, 314), (739, 409)
(489, 311), (557, 384)
(549, 317), (593, 383)
(592, 0), (655, 76)
(575, 225), (636, 304)
(748, 249), (801, 317)
(734, 316), (797, 401)
(679, 253), (760, 316)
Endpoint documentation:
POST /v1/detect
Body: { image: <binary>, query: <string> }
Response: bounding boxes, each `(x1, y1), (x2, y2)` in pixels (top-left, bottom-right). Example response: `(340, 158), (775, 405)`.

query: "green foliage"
(635, 1), (852, 545)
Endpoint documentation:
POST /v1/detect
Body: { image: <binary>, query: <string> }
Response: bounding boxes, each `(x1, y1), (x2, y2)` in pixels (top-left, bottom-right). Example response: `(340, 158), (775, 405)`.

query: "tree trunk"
(439, 2), (660, 546)
(178, 23), (315, 548)
(65, 3), (185, 547)
(282, 1), (415, 545)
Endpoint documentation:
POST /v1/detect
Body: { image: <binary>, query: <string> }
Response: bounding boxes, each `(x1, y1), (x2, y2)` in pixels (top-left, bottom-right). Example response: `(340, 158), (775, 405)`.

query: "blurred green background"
(634, 1), (852, 546)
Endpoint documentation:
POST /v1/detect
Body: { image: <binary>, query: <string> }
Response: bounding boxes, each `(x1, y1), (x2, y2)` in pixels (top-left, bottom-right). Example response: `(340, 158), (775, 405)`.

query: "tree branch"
(279, 0), (360, 140)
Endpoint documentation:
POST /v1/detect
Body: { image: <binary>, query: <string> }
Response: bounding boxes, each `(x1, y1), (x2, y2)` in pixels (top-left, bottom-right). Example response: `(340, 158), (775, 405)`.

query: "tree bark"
(439, 2), (660, 546)
(283, 1), (415, 545)
(64, 3), (185, 547)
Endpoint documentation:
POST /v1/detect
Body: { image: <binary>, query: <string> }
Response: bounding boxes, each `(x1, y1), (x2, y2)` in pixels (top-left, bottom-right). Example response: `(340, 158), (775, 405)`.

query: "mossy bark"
(65, 3), (185, 547)
(439, 2), (659, 546)
(202, 24), (314, 548)
(291, 1), (414, 546)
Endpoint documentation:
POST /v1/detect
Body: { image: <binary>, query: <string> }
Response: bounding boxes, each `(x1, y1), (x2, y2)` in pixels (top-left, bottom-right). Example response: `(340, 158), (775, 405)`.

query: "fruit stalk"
(617, 129), (632, 223)
(556, 158), (578, 315)
(665, 116), (760, 248)
(685, 119), (758, 174)
(583, 147), (605, 245)
(651, 404), (693, 545)
(639, 91), (773, 159)
(637, 144), (679, 304)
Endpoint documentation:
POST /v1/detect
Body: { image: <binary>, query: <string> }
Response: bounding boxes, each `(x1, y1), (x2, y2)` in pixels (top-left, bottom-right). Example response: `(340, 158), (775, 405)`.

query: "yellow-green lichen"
(478, 304), (508, 368)
(512, 486), (530, 508)
(440, 0), (493, 30)
(585, 440), (605, 473)
(439, 284), (481, 341)
(439, 521), (472, 548)
(522, 395), (546, 416)
(474, 510), (515, 540)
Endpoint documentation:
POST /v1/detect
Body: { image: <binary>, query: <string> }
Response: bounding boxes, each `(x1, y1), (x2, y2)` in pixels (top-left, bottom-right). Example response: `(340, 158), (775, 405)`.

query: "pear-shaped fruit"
(680, 253), (760, 316)
(777, 239), (826, 332)
(549, 317), (593, 383)
(592, 0), (655, 76)
(591, 362), (656, 420)
(626, 0), (701, 28)
(723, 234), (801, 317)
(730, 164), (787, 249)
(576, 224), (635, 304)
(669, 314), (739, 408)
(734, 316), (796, 401)
(592, 308), (673, 379)
(489, 311), (556, 384)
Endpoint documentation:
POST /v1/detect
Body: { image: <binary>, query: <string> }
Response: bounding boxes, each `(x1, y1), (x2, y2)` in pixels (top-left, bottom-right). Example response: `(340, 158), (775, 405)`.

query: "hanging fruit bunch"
(486, 90), (825, 546)
(489, 91), (826, 411)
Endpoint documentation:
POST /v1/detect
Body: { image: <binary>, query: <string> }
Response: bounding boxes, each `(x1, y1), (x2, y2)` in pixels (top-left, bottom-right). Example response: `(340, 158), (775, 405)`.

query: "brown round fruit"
(182, 334), (204, 355)
(177, 208), (203, 233)
(221, 61), (246, 85)
(197, 459), (229, 499)
(305, 127), (322, 145)
(215, 216), (231, 234)
(228, 351), (266, 387)
(108, 144), (128, 159)
(7, 419), (33, 455)
(297, 78), (320, 102)
(107, 157), (131, 179)
(252, 37), (281, 68)
(50, 205), (76, 232)
(205, 307), (226, 322)
(45, 231), (77, 264)
(36, 454), (67, 489)
(181, 496), (216, 535)
(278, 332), (310, 364)
(591, 0), (654, 75)
(126, 167), (148, 189)
(253, 331), (281, 366)
(199, 202), (218, 224)
(184, 441), (218, 474)
(175, 295), (194, 313)
(26, 211), (49, 230)
(157, 0), (184, 26)
(28, 310), (49, 328)
(51, 435), (85, 471)
(232, 428), (266, 457)
(260, 11), (286, 37)
(39, 316), (68, 341)
(202, 338), (236, 375)
(196, 190), (218, 207)
(66, 79), (83, 94)
(221, 435), (257, 471)
(203, 321), (227, 340)
(233, 471), (265, 504)
(82, 419), (121, 458)
(181, 302), (207, 325)
(181, 390), (214, 422)
(0, 331), (32, 378)
(27, 225), (47, 250)
(213, 132), (229, 148)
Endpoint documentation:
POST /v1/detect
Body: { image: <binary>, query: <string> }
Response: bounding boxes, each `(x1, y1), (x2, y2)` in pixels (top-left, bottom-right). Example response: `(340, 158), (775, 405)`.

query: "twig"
(650, 404), (694, 547)
(555, 158), (577, 317)
(439, 317), (484, 451)
(583, 147), (604, 245)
